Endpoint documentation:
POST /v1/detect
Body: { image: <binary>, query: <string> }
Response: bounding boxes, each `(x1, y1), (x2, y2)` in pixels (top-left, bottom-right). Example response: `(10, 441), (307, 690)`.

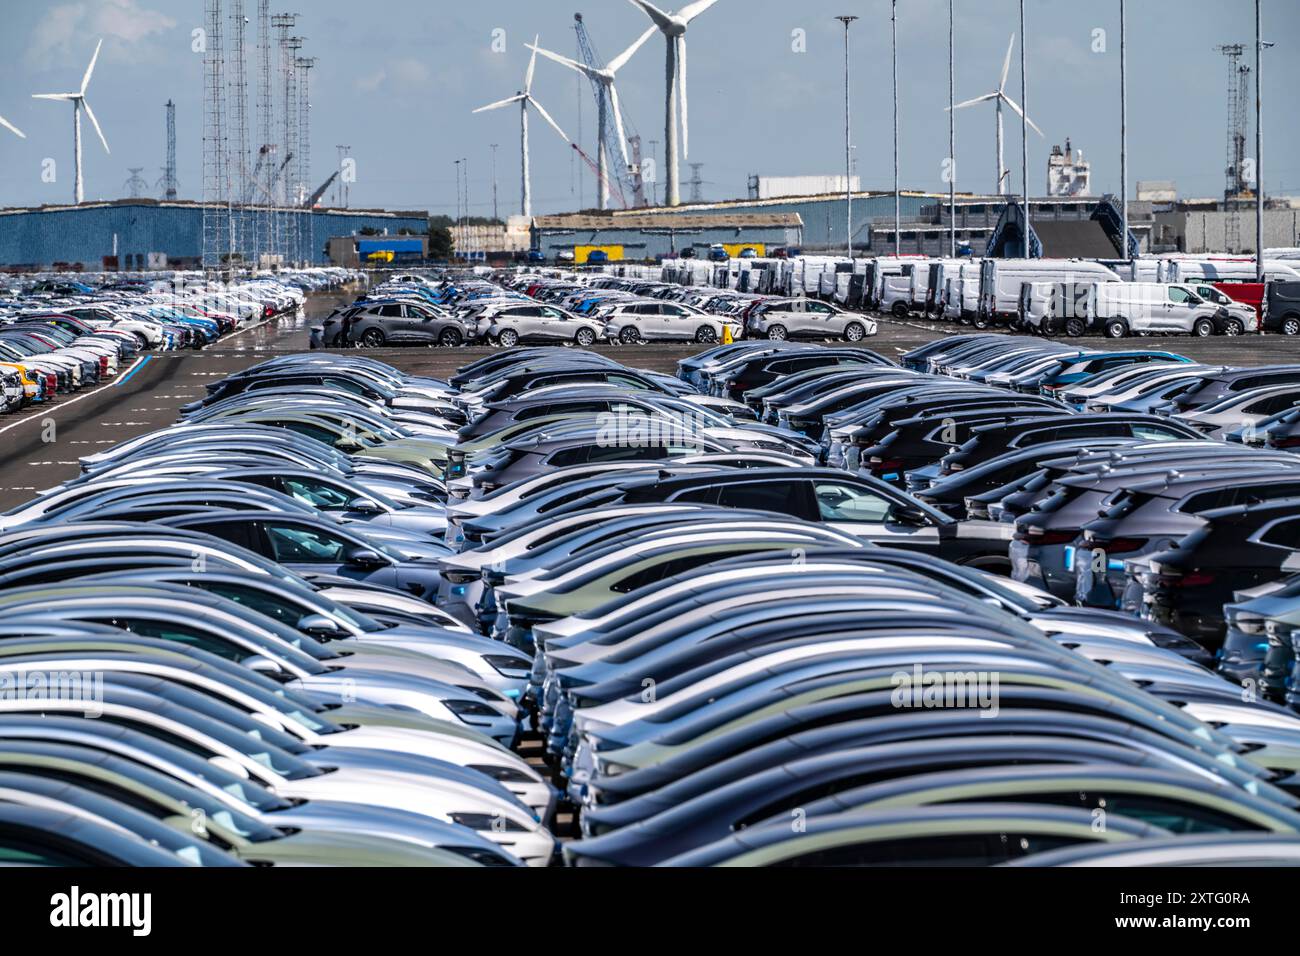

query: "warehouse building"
(0, 199), (429, 271)
(530, 212), (803, 264)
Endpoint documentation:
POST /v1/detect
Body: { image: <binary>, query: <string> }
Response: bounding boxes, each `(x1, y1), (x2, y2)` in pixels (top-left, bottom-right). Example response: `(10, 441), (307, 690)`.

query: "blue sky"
(0, 0), (1295, 215)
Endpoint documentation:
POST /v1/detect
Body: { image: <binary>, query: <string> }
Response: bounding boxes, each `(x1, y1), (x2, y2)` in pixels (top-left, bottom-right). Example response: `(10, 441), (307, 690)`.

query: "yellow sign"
(575, 244), (625, 265)
(722, 243), (765, 258)
(365, 250), (395, 263)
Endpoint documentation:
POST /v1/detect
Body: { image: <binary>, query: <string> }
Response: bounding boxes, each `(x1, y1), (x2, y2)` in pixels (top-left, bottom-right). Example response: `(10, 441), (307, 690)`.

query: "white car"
(746, 299), (877, 342)
(602, 301), (739, 344)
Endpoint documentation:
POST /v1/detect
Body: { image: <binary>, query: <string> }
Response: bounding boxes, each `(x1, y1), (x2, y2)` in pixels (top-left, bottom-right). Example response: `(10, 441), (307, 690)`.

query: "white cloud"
(27, 0), (178, 66)
(357, 68), (387, 93)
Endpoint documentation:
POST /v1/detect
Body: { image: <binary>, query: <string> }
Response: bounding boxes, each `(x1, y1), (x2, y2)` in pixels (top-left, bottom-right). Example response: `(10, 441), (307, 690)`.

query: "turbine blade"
(82, 98), (109, 154)
(528, 43), (597, 79)
(609, 82), (630, 169)
(1000, 94), (1044, 136)
(0, 114), (25, 138)
(677, 0), (720, 23)
(32, 93), (78, 101)
(473, 93), (526, 113)
(81, 38), (103, 95)
(947, 92), (997, 111)
(525, 35), (539, 94)
(607, 24), (657, 74)
(626, 0), (674, 32)
(679, 35), (688, 159)
(529, 96), (570, 145)
(999, 34), (1015, 93)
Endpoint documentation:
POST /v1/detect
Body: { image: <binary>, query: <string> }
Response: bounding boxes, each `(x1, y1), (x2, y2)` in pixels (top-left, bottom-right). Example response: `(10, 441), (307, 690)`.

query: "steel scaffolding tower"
(202, 0), (229, 271)
(296, 54), (315, 265)
(281, 34), (303, 264)
(228, 0), (250, 265)
(157, 99), (178, 199)
(255, 1), (277, 267)
(1218, 43), (1251, 250)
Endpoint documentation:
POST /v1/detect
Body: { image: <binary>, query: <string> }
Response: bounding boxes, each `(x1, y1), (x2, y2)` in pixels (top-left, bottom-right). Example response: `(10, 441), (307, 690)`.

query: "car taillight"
(1268, 436), (1300, 449)
(1090, 536), (1148, 555)
(1157, 568), (1215, 588)
(99, 356), (109, 373)
(1025, 527), (1078, 546)
(868, 457), (903, 472)
(264, 305), (274, 317)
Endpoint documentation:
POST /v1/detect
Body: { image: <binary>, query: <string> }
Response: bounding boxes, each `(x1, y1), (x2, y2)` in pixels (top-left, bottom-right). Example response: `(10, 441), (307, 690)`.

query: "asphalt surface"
(3, 291), (1300, 510)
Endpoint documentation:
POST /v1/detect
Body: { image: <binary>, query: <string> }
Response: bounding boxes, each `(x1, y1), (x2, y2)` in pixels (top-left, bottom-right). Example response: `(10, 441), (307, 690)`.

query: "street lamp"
(948, 0), (956, 257)
(891, 0), (900, 255)
(835, 15), (858, 259)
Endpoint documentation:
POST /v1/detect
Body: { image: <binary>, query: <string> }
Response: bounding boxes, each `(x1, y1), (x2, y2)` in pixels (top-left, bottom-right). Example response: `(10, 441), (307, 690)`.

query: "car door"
(810, 477), (943, 550)
(404, 305), (441, 343)
(1163, 287), (1197, 331)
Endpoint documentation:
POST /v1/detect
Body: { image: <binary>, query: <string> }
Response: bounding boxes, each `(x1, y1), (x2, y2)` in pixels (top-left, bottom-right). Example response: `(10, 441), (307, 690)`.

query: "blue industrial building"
(0, 199), (429, 270)
(531, 212), (802, 263)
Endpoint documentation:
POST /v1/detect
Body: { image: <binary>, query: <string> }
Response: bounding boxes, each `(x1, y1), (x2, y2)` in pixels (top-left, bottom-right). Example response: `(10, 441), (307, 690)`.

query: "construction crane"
(573, 12), (642, 207)
(304, 171), (338, 208)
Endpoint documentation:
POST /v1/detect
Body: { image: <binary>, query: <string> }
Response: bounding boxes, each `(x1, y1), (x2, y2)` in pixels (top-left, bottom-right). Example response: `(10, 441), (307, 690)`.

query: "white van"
(1087, 282), (1224, 337)
(872, 256), (925, 314)
(941, 261), (983, 322)
(1160, 258), (1300, 283)
(978, 258), (1121, 325)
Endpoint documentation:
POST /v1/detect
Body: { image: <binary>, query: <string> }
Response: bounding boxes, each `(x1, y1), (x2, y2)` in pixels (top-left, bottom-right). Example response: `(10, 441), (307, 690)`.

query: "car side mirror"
(890, 504), (931, 527)
(298, 613), (343, 636)
(242, 654), (283, 676)
(344, 546), (387, 569)
(335, 437), (364, 453)
(347, 496), (383, 514)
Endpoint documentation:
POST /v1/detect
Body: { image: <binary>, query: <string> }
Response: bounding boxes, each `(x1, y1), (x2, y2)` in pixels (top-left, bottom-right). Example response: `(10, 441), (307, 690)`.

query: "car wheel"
(574, 327), (596, 347)
(1222, 318), (1244, 336)
(438, 327), (464, 347)
(843, 322), (865, 342)
(619, 326), (641, 344)
(694, 325), (718, 344)
(1104, 319), (1128, 339)
(360, 328), (386, 348)
(766, 324), (788, 341)
(1283, 317), (1300, 336)
(1192, 317), (1215, 337)
(972, 315), (990, 330)
(891, 302), (909, 317)
(497, 328), (520, 347)
(1064, 317), (1087, 337)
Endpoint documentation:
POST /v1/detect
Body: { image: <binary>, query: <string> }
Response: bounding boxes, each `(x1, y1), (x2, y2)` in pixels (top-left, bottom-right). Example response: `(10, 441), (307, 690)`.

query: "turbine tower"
(948, 34), (1042, 195)
(626, 0), (720, 207)
(32, 38), (110, 204)
(472, 37), (572, 218)
(527, 24), (655, 210)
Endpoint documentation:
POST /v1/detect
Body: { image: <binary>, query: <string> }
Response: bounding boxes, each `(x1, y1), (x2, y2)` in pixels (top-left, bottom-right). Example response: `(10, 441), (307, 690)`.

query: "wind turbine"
(472, 37), (572, 219)
(948, 34), (1041, 195)
(0, 103), (24, 139)
(527, 25), (655, 210)
(33, 38), (110, 204)
(626, 0), (720, 207)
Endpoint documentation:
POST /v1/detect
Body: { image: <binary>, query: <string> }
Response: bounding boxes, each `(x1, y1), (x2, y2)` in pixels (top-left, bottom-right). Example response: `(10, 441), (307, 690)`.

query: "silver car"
(746, 298), (878, 342)
(476, 303), (602, 347)
(602, 301), (739, 345)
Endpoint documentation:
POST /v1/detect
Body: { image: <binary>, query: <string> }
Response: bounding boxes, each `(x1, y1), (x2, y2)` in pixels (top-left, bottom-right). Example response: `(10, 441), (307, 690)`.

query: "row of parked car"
(13, 336), (1300, 864)
(309, 272), (880, 349)
(0, 269), (354, 413)
(427, 344), (1300, 864)
(0, 351), (567, 866)
(628, 251), (1300, 338)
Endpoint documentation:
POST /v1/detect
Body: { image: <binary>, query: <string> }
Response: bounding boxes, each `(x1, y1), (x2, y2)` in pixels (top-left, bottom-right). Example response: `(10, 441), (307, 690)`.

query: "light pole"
(835, 15), (858, 259)
(1120, 0), (1129, 262)
(453, 159), (462, 261)
(948, 0), (956, 257)
(892, 0), (900, 255)
(1019, 0), (1029, 256)
(1255, 0), (1264, 283)
(490, 143), (499, 223)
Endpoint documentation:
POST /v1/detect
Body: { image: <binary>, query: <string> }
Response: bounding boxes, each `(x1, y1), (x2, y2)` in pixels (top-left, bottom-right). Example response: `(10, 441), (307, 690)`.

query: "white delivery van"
(1087, 282), (1223, 337)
